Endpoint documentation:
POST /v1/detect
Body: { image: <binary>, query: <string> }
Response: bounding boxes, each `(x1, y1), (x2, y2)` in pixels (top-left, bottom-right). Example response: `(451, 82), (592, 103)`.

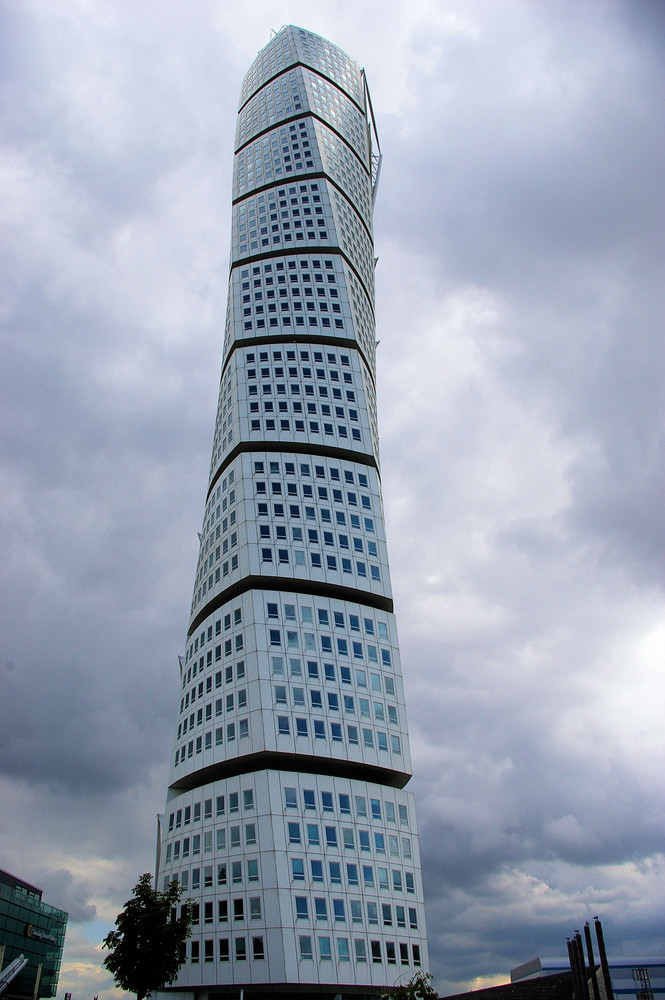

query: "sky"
(0, 0), (663, 996)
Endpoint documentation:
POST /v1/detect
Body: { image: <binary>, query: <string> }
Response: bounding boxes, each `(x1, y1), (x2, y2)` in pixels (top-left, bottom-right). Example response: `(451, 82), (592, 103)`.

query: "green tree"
(381, 971), (439, 1000)
(103, 874), (192, 1000)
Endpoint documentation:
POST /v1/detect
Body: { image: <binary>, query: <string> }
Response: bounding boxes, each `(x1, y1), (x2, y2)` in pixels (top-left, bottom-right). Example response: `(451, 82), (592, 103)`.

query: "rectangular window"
(336, 937), (350, 962)
(284, 787), (297, 808)
(329, 861), (342, 883)
(252, 936), (264, 960)
(307, 823), (320, 846)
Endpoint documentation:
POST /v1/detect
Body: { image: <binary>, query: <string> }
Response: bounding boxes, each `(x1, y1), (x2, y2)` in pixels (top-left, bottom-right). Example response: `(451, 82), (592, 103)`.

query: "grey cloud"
(1, 1), (663, 997)
(34, 869), (97, 924)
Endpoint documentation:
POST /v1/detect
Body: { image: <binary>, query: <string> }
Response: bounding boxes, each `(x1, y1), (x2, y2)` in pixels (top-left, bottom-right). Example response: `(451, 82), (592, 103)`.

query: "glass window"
(284, 787), (297, 808)
(288, 822), (301, 844)
(307, 824), (320, 846)
(337, 937), (350, 962)
(252, 935), (264, 960)
(303, 789), (316, 809)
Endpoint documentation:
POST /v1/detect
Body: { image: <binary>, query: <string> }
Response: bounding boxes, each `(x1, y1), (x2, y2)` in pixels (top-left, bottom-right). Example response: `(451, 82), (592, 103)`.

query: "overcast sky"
(1, 1), (663, 996)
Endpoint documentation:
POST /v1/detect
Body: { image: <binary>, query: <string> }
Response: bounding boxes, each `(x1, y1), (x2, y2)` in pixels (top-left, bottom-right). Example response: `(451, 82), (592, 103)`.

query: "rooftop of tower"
(240, 25), (365, 109)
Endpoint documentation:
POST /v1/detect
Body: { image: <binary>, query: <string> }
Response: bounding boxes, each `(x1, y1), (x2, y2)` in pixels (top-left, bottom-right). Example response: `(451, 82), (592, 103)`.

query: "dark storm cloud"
(1, 2), (663, 998)
(375, 0), (665, 596)
(37, 870), (97, 925)
(369, 4), (664, 988)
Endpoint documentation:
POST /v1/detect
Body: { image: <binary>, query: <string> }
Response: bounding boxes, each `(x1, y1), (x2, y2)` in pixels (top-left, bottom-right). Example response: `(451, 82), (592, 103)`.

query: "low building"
(511, 956), (665, 1000)
(0, 870), (67, 1000)
(443, 970), (575, 1000)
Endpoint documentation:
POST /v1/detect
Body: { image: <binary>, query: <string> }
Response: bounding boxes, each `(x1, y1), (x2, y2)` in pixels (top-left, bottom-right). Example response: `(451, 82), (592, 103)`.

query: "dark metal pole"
(575, 931), (590, 1000)
(595, 917), (614, 1000)
(585, 922), (601, 1000)
(567, 939), (577, 998)
(568, 938), (583, 1000)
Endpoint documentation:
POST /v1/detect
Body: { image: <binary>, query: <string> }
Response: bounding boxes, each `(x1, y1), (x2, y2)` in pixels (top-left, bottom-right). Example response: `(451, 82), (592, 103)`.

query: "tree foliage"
(103, 874), (192, 1000)
(381, 971), (440, 1000)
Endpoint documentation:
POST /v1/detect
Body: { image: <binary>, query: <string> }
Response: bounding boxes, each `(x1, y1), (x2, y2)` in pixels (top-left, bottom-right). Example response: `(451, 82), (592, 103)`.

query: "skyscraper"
(156, 25), (428, 997)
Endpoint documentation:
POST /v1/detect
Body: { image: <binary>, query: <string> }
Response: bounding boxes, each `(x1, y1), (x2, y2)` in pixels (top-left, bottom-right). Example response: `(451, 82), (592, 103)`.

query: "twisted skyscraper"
(156, 25), (429, 997)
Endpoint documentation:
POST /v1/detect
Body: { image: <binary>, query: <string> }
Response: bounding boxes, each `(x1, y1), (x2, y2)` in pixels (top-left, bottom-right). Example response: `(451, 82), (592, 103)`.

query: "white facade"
(156, 25), (429, 997)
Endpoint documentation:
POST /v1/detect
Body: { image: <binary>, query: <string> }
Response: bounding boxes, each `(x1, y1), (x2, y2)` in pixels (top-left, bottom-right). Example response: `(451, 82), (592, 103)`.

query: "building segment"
(157, 25), (428, 997)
